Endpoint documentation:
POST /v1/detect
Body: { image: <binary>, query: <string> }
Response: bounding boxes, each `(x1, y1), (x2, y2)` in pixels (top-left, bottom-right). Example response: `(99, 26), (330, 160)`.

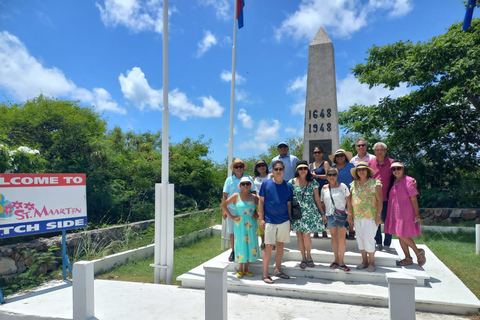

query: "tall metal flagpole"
(222, 0), (238, 249)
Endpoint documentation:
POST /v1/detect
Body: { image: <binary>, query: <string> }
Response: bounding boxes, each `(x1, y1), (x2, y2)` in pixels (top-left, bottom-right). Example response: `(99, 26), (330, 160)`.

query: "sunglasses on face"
(297, 167), (308, 171)
(234, 165), (244, 169)
(273, 167), (284, 171)
(327, 173), (337, 177)
(313, 151), (323, 154)
(240, 182), (251, 187)
(335, 154), (346, 158)
(356, 144), (366, 147)
(357, 168), (367, 172)
(256, 164), (266, 168)
(391, 167), (403, 172)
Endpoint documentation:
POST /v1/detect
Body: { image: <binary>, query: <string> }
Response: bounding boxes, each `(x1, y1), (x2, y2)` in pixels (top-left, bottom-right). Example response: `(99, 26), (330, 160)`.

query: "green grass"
(415, 230), (480, 299)
(96, 234), (226, 285)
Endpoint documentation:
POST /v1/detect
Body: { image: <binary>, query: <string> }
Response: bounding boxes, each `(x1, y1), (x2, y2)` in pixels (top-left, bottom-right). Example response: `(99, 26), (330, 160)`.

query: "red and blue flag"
(237, 0), (245, 29)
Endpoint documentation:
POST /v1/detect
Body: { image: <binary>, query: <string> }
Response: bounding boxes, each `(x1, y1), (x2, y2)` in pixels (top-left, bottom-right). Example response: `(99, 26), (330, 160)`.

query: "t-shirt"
(333, 163), (355, 190)
(259, 178), (292, 224)
(223, 174), (255, 211)
(369, 157), (394, 200)
(320, 183), (350, 217)
(350, 178), (382, 219)
(253, 175), (270, 193)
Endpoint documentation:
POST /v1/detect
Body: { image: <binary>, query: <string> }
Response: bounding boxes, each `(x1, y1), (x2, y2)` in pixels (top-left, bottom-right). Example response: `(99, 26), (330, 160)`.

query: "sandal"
(262, 275), (274, 284)
(329, 262), (340, 269)
(416, 249), (426, 267)
(299, 260), (307, 269)
(396, 257), (413, 266)
(307, 259), (315, 268)
(339, 265), (350, 272)
(273, 272), (290, 279)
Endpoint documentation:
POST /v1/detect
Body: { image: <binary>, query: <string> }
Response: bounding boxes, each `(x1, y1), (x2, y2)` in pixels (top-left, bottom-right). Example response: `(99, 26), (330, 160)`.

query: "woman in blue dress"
(221, 176), (260, 278)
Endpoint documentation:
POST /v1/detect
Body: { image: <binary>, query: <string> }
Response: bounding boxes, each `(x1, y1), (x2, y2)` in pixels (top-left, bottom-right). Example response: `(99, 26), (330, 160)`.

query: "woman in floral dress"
(289, 161), (326, 269)
(221, 176), (260, 278)
(349, 162), (383, 272)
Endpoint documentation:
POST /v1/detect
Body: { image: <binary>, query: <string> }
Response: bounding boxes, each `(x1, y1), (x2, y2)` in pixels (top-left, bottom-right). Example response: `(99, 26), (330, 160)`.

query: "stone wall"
(419, 208), (480, 225)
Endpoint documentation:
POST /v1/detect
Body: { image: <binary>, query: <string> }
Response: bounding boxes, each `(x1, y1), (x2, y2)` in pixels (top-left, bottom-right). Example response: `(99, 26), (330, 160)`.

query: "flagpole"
(223, 0), (238, 250)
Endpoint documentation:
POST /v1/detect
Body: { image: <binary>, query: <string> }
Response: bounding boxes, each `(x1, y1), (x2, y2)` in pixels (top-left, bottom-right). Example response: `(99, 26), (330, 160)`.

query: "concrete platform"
(0, 279), (472, 320)
(178, 235), (480, 315)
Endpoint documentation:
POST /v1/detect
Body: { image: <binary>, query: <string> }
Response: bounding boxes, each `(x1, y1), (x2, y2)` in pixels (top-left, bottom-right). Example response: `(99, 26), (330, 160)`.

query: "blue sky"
(0, 0), (473, 163)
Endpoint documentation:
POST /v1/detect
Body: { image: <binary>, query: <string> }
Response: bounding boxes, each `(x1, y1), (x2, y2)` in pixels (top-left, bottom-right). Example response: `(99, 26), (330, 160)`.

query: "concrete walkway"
(0, 279), (471, 320)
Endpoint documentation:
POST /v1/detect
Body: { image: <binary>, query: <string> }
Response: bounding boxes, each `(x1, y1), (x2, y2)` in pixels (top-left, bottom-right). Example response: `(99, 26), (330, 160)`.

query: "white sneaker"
(356, 263), (368, 269)
(366, 265), (376, 272)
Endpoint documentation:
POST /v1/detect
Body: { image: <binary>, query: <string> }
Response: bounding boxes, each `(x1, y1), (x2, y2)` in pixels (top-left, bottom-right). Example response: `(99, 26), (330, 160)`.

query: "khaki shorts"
(264, 220), (291, 245)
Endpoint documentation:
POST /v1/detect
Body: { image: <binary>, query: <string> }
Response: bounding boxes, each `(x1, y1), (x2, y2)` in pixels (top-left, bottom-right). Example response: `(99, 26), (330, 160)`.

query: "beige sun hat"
(230, 158), (247, 170)
(350, 161), (375, 177)
(328, 149), (353, 162)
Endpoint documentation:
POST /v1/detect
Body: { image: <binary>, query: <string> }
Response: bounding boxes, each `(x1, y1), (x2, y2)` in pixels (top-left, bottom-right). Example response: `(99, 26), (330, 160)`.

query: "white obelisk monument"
(303, 27), (340, 163)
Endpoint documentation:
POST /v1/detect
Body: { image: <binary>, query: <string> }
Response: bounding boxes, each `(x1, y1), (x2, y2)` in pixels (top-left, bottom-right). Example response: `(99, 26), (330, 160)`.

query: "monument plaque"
(303, 27), (339, 164)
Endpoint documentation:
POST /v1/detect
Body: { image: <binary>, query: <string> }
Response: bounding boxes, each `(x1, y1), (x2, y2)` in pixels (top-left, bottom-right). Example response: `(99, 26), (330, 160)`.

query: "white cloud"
(119, 66), (224, 120)
(96, 0), (170, 34)
(237, 108), (252, 129)
(220, 70), (246, 84)
(198, 0), (230, 21)
(240, 119), (281, 151)
(196, 30), (217, 57)
(0, 31), (125, 114)
(336, 74), (410, 111)
(276, 0), (413, 40)
(285, 126), (303, 137)
(286, 74), (307, 115)
(119, 67), (162, 110)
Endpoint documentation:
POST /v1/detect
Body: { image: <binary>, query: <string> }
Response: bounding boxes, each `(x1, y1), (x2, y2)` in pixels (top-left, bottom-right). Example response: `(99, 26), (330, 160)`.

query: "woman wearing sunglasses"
(221, 176), (260, 278)
(320, 167), (352, 272)
(290, 160), (326, 269)
(384, 161), (425, 267)
(310, 146), (330, 238)
(349, 162), (383, 272)
(253, 160), (270, 250)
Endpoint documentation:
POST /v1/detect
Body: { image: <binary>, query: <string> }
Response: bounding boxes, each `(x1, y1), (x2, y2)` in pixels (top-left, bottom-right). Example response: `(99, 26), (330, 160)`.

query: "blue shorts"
(327, 214), (347, 229)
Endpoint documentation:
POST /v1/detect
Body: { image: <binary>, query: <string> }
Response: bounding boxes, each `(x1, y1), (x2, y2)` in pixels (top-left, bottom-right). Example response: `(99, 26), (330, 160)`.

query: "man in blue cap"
(269, 142), (299, 181)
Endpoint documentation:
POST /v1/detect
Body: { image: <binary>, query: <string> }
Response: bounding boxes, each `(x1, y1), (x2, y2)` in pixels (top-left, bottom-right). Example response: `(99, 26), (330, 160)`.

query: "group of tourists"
(220, 139), (426, 284)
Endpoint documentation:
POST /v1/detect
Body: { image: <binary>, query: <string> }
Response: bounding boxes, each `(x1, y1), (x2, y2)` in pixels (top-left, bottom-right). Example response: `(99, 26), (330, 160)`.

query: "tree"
(339, 19), (480, 207)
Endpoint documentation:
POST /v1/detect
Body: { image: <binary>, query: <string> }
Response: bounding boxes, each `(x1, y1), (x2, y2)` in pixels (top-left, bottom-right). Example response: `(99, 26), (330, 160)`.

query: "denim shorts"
(326, 213), (347, 229)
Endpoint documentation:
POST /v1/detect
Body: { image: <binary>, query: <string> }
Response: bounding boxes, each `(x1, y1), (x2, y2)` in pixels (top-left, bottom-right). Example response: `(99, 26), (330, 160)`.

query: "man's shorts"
(264, 220), (291, 244)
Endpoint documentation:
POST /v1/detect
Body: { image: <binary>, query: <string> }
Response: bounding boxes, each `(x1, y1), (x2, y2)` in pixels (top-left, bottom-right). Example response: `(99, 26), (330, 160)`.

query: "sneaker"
(236, 272), (243, 278)
(376, 244), (383, 251)
(356, 263), (368, 269)
(366, 265), (376, 272)
(228, 251), (235, 262)
(243, 271), (254, 277)
(383, 246), (391, 253)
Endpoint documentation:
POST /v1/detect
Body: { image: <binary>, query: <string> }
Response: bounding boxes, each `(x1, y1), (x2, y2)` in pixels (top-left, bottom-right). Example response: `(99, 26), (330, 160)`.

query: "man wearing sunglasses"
(258, 160), (292, 284)
(268, 142), (299, 181)
(351, 138), (376, 166)
(222, 158), (256, 262)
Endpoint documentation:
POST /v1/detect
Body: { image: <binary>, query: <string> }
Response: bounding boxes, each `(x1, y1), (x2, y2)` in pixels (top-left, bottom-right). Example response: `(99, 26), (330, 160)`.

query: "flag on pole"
(463, 0), (477, 31)
(237, 0), (245, 29)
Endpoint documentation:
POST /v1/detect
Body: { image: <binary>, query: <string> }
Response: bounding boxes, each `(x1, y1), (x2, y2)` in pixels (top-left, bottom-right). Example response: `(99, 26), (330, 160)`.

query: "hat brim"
(230, 161), (247, 170)
(328, 151), (353, 162)
(350, 167), (375, 177)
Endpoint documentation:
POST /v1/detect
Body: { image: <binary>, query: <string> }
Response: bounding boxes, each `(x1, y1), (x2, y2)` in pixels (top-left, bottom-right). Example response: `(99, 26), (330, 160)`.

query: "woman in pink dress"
(384, 160), (426, 267)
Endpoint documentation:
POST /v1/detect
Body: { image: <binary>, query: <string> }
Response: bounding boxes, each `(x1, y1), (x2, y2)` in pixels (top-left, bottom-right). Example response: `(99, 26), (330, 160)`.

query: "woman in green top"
(348, 162), (383, 272)
(290, 160), (326, 269)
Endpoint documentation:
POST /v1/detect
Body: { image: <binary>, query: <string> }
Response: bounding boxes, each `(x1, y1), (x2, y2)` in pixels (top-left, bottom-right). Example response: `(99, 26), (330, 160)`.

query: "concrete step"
(225, 259), (430, 286)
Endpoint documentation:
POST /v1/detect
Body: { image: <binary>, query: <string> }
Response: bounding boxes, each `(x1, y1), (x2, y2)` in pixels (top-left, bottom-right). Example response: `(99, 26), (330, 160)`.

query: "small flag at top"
(237, 0), (245, 29)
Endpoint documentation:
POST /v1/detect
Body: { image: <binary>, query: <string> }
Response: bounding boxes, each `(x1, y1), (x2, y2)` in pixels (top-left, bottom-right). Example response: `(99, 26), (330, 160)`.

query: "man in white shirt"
(350, 138), (376, 166)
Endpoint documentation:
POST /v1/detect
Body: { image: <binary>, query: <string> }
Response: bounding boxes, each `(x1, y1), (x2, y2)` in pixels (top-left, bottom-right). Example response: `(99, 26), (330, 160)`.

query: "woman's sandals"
(416, 249), (426, 266)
